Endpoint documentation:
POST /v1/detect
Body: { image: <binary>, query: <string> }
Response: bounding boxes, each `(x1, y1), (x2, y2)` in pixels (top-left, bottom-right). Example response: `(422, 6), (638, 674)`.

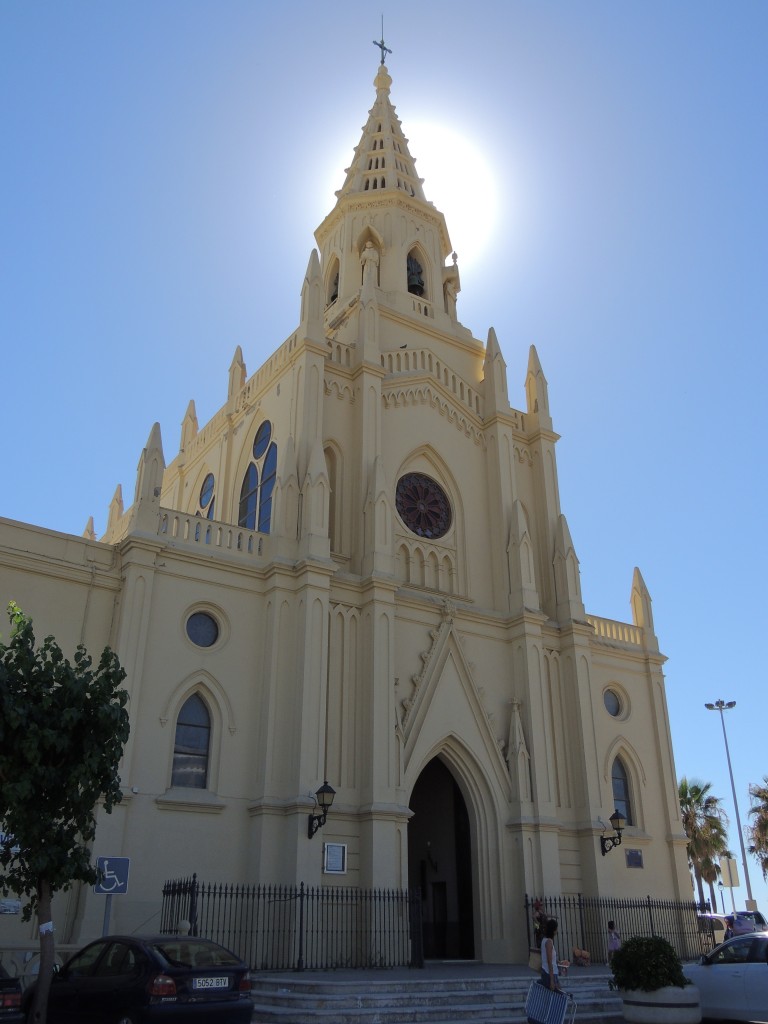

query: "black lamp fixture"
(600, 809), (626, 856)
(307, 780), (336, 839)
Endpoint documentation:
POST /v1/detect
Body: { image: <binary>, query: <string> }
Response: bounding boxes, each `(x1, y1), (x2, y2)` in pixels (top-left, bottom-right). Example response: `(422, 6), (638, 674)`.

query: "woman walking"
(540, 918), (565, 993)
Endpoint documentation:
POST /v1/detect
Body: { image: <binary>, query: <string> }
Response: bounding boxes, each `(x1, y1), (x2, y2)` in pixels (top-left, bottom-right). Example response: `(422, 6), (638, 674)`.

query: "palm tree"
(679, 776), (731, 909)
(748, 776), (768, 879)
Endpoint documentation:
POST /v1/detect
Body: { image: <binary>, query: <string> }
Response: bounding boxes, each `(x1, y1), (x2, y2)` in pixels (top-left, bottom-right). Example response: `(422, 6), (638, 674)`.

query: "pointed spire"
(335, 64), (426, 203)
(298, 439), (330, 560)
(180, 399), (198, 451)
(553, 513), (585, 622)
(273, 435), (300, 545)
(362, 455), (393, 577)
(630, 567), (655, 634)
(82, 516), (96, 542)
(525, 345), (552, 430)
(107, 484), (124, 534)
(506, 699), (532, 803)
(483, 327), (508, 412)
(507, 499), (540, 614)
(300, 249), (324, 344)
(228, 347), (246, 400)
(133, 422), (165, 516)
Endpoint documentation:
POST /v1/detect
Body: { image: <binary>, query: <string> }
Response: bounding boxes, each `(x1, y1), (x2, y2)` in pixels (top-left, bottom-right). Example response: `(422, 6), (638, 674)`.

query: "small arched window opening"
(172, 694), (210, 789)
(407, 251), (425, 297)
(611, 757), (633, 826)
(327, 258), (339, 306)
(372, 179), (378, 189)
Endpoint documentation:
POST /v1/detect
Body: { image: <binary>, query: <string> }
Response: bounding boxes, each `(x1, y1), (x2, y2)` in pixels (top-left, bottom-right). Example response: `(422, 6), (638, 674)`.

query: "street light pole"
(704, 699), (754, 906)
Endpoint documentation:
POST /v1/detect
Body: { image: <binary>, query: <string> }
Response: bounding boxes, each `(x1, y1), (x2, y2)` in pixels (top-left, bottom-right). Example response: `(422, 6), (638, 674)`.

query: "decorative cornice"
(383, 384), (485, 446)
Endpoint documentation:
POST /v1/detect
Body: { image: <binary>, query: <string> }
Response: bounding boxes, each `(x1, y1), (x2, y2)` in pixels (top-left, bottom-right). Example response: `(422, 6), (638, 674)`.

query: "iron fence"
(160, 875), (424, 971)
(524, 893), (710, 964)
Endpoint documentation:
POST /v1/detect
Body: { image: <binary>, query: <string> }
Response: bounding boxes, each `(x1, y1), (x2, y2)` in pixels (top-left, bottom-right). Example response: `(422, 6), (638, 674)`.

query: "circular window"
(604, 689), (622, 717)
(186, 612), (219, 649)
(396, 473), (452, 539)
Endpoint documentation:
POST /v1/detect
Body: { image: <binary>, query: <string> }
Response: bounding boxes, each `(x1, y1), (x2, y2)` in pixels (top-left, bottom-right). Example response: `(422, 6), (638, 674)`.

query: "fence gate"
(160, 876), (424, 970)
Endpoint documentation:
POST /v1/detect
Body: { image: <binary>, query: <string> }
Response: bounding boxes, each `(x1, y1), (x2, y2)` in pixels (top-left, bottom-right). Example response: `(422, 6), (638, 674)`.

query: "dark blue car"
(22, 935), (253, 1023)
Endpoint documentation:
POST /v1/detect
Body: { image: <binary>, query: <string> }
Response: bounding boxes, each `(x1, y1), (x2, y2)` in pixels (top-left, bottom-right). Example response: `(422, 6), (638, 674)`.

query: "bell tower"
(314, 59), (463, 348)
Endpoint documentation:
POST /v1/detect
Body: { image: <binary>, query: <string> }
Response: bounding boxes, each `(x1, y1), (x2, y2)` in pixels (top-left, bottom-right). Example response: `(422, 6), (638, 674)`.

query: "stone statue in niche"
(361, 241), (379, 285)
(444, 277), (457, 318)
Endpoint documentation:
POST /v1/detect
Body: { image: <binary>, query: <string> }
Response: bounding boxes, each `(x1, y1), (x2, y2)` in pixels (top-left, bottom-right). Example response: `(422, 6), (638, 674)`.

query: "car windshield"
(151, 940), (241, 968)
(738, 911), (766, 927)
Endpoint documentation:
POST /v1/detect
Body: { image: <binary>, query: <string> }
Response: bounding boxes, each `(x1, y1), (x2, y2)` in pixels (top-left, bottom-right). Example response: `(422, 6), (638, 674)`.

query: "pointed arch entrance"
(408, 757), (475, 959)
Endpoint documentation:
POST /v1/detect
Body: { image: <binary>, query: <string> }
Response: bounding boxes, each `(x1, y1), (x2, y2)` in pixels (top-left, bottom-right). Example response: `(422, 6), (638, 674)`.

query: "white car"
(685, 931), (768, 1022)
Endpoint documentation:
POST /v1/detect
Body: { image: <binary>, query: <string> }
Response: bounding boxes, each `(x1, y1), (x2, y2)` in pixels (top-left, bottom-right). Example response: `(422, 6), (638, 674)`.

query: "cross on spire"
(372, 17), (392, 65)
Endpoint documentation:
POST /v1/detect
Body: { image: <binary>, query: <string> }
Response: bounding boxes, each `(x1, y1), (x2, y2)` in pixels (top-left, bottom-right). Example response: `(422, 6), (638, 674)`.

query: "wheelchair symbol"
(95, 857), (129, 895)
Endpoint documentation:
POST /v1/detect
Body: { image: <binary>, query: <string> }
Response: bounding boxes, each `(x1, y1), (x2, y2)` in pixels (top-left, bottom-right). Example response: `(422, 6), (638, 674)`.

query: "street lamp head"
(307, 780), (336, 839)
(705, 700), (737, 711)
(609, 809), (627, 833)
(600, 809), (626, 856)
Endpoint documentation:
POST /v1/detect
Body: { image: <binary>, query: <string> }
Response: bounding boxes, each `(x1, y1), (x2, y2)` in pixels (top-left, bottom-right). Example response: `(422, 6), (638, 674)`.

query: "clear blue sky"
(2, 1), (766, 914)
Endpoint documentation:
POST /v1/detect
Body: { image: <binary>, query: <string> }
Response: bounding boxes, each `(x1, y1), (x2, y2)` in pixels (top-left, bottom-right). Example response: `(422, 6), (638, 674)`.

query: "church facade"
(0, 61), (691, 963)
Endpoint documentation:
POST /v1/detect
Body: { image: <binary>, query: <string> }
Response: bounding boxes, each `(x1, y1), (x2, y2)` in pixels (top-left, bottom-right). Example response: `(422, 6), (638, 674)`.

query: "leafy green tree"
(0, 602), (130, 1024)
(678, 776), (730, 909)
(748, 776), (768, 879)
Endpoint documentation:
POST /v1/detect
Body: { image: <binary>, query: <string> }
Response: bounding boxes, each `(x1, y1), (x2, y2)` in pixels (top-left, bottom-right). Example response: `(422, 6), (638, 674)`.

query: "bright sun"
(406, 119), (499, 269)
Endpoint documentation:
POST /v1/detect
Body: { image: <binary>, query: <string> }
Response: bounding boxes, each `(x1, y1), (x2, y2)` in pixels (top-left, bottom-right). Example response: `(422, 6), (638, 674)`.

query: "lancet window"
(172, 694), (211, 789)
(611, 757), (633, 825)
(238, 420), (277, 533)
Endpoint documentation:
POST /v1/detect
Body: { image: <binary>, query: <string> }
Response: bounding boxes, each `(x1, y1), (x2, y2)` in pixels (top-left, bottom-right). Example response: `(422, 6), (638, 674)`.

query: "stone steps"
(250, 971), (625, 1024)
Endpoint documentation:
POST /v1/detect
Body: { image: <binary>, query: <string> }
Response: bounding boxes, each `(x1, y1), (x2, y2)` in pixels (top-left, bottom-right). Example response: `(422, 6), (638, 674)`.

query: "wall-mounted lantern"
(600, 809), (626, 856)
(308, 780), (336, 839)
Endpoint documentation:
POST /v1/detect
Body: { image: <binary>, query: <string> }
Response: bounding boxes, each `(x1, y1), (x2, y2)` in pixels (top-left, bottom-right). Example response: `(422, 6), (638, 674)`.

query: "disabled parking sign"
(95, 856), (130, 895)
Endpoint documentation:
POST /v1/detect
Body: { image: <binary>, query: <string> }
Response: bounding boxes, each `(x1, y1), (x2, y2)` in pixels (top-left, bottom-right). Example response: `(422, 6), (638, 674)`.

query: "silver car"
(685, 931), (768, 1022)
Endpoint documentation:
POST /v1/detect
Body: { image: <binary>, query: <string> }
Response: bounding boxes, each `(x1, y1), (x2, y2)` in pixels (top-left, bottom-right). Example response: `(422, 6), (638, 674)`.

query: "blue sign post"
(95, 857), (130, 936)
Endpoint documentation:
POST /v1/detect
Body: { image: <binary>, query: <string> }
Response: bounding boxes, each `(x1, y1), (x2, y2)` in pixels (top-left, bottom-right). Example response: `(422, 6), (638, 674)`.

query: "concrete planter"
(620, 985), (701, 1024)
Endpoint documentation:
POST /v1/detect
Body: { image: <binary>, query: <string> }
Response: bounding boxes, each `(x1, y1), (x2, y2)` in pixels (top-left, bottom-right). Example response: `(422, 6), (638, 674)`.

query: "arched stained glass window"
(253, 421), (272, 460)
(611, 757), (633, 826)
(238, 422), (278, 533)
(258, 443), (277, 533)
(238, 464), (259, 530)
(172, 694), (210, 789)
(199, 473), (215, 520)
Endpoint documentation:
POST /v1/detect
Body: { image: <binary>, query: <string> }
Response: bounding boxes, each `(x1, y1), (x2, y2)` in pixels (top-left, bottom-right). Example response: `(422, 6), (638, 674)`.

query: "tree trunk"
(708, 880), (718, 913)
(693, 869), (706, 909)
(28, 878), (55, 1024)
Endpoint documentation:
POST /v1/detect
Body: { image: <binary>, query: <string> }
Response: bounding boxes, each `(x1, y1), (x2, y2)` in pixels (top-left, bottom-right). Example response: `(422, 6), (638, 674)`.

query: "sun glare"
(406, 119), (499, 269)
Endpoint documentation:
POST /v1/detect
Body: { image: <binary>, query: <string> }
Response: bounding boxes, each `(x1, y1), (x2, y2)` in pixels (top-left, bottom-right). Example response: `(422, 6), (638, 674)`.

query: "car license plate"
(192, 976), (228, 989)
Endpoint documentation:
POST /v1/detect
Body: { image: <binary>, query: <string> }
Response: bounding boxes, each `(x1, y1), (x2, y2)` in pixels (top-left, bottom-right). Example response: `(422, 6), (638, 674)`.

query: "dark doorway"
(408, 757), (475, 959)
